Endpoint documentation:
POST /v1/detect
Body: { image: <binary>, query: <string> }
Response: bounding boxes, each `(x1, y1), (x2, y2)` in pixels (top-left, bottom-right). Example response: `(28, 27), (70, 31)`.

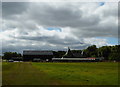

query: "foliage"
(3, 52), (22, 60)
(83, 45), (98, 57)
(53, 51), (66, 58)
(83, 45), (120, 61)
(71, 50), (82, 53)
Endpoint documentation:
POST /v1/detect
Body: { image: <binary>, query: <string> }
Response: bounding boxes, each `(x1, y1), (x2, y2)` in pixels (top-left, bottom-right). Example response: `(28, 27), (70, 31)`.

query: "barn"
(23, 50), (53, 61)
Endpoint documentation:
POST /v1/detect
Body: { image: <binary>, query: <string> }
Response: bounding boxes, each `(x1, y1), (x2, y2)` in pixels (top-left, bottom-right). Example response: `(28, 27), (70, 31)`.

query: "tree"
(53, 51), (66, 58)
(3, 52), (22, 60)
(98, 46), (111, 60)
(108, 45), (120, 61)
(84, 45), (98, 57)
(3, 52), (13, 60)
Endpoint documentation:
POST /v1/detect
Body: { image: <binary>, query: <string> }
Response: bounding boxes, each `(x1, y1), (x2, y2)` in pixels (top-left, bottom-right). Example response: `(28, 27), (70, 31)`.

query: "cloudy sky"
(1, 1), (118, 54)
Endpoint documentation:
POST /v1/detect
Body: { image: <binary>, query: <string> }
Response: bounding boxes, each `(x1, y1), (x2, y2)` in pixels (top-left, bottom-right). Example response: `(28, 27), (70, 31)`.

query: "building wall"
(23, 55), (53, 61)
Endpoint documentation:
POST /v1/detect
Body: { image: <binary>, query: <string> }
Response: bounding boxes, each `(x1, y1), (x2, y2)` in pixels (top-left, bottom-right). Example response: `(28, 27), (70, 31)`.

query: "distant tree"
(57, 51), (66, 58)
(3, 52), (13, 60)
(98, 46), (111, 60)
(108, 45), (120, 61)
(109, 53), (119, 61)
(71, 50), (82, 54)
(53, 51), (66, 58)
(18, 53), (22, 57)
(84, 45), (98, 57)
(3, 52), (22, 60)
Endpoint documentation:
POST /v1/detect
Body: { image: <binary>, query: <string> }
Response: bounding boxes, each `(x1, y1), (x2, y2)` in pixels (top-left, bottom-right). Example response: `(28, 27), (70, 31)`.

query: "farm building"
(63, 47), (85, 58)
(53, 47), (104, 62)
(23, 50), (53, 61)
(52, 58), (96, 62)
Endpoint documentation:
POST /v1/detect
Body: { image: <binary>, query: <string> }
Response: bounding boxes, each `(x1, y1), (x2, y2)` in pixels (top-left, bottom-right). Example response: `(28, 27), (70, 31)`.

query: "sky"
(0, 1), (118, 54)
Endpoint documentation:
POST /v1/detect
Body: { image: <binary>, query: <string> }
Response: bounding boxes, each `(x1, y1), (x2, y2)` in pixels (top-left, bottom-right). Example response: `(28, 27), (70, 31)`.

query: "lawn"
(2, 62), (118, 85)
(0, 61), (1, 86)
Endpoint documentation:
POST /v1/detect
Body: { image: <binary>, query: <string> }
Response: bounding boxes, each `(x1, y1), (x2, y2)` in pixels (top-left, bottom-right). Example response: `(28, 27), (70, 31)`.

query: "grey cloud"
(2, 2), (29, 19)
(27, 3), (100, 28)
(2, 44), (62, 54)
(1, 2), (118, 53)
(17, 35), (84, 46)
(72, 21), (118, 38)
(3, 2), (117, 37)
(71, 44), (90, 50)
(2, 37), (88, 54)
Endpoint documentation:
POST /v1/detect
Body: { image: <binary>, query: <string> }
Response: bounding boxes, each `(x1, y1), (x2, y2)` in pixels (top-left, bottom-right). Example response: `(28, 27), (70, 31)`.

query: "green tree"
(84, 45), (98, 57)
(3, 52), (22, 60)
(53, 51), (66, 58)
(98, 46), (111, 60)
(3, 52), (13, 60)
(108, 45), (120, 61)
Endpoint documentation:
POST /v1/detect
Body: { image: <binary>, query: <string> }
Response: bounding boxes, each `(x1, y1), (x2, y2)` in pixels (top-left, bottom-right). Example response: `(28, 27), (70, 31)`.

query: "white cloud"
(1, 2), (118, 52)
(83, 38), (110, 47)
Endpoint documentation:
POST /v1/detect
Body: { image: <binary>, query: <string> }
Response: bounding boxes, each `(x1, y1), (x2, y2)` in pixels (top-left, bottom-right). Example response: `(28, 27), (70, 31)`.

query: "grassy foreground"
(2, 62), (118, 85)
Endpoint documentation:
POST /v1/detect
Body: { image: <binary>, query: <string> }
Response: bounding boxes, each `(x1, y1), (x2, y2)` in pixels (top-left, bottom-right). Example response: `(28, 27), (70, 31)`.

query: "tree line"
(83, 45), (120, 61)
(2, 52), (22, 60)
(2, 45), (120, 61)
(53, 45), (120, 61)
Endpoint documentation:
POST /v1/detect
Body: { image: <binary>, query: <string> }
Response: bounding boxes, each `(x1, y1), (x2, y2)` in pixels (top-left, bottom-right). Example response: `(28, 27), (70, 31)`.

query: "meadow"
(2, 62), (118, 85)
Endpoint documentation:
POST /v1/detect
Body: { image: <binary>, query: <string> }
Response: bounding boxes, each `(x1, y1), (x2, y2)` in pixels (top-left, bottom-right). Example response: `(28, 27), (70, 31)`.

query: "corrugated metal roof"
(23, 50), (53, 55)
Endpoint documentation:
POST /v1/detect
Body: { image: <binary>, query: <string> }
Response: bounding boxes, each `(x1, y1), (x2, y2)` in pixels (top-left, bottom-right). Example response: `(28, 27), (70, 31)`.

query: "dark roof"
(73, 53), (83, 58)
(63, 48), (83, 58)
(23, 50), (53, 55)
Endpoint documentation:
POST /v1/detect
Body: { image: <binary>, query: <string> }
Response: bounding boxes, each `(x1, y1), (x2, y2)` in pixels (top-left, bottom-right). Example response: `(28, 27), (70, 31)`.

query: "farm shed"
(23, 50), (53, 61)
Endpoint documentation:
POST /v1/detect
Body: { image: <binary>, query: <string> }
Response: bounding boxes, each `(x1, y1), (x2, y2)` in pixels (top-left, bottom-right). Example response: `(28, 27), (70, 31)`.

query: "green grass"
(2, 62), (118, 85)
(2, 62), (60, 85)
(32, 62), (118, 85)
(0, 62), (1, 86)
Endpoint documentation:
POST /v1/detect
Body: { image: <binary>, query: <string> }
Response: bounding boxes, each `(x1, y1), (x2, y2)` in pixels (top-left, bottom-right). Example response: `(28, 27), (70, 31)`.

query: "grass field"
(2, 62), (118, 85)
